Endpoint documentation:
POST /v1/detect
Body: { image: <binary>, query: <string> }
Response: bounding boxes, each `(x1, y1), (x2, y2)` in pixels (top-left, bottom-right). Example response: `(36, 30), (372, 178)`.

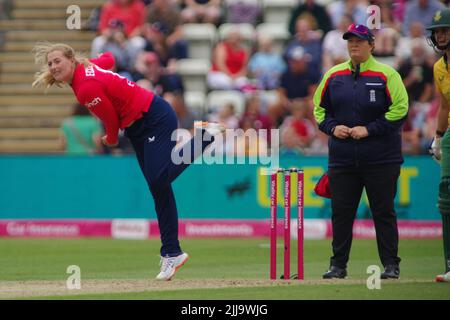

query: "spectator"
(230, 117), (269, 157)
(392, 0), (407, 23)
(91, 0), (146, 63)
(402, 0), (445, 36)
(207, 28), (250, 90)
(180, 0), (222, 25)
(98, 19), (134, 76)
(307, 130), (329, 155)
(280, 99), (316, 153)
(83, 6), (102, 32)
(402, 108), (422, 155)
(326, 0), (368, 29)
(248, 35), (286, 90)
(395, 21), (435, 62)
(60, 103), (103, 155)
(285, 17), (323, 77)
(271, 46), (320, 127)
(225, 0), (262, 25)
(421, 96), (439, 153)
(398, 39), (434, 107)
(322, 14), (352, 73)
(143, 0), (188, 70)
(224, 104), (269, 157)
(372, 0), (402, 57)
(132, 51), (184, 98)
(288, 0), (332, 37)
(239, 94), (272, 133)
(208, 102), (240, 129)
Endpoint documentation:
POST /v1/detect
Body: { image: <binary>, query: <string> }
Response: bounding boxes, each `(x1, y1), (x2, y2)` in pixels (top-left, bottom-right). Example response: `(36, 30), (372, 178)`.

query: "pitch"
(0, 238), (448, 299)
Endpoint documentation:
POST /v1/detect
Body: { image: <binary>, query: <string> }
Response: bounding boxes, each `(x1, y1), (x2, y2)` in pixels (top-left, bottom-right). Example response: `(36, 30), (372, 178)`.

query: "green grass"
(38, 282), (450, 300)
(0, 238), (449, 299)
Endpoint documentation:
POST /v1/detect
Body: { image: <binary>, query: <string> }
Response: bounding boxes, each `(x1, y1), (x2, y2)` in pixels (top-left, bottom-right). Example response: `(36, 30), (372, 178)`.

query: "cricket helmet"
(427, 9), (450, 52)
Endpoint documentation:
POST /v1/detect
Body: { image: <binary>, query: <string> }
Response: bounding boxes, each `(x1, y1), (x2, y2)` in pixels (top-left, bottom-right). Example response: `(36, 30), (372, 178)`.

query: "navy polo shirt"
(280, 69), (320, 100)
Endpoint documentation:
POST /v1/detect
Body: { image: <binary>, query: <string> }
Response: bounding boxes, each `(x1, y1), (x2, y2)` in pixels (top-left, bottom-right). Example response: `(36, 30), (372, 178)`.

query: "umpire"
(313, 24), (409, 279)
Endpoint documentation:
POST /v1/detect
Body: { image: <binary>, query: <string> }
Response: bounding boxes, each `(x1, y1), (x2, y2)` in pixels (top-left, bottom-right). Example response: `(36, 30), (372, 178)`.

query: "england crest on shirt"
(369, 89), (376, 102)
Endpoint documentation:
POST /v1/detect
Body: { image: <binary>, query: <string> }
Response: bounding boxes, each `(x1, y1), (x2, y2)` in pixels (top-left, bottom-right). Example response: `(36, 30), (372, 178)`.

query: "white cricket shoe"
(436, 271), (450, 283)
(194, 121), (226, 136)
(155, 252), (189, 281)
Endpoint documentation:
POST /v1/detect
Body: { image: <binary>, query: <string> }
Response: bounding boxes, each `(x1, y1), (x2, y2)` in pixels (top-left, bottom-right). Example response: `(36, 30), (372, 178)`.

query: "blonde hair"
(32, 42), (90, 89)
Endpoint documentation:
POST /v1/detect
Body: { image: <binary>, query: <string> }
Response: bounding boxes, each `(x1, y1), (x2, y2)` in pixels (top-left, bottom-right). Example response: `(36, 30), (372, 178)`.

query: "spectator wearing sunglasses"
(313, 24), (409, 280)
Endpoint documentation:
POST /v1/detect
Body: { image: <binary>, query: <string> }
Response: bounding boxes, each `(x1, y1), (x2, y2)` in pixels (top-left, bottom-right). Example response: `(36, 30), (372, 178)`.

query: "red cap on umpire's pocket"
(314, 172), (331, 199)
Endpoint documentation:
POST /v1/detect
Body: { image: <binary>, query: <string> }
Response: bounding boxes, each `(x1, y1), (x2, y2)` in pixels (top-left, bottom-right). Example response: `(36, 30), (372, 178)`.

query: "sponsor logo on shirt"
(86, 97), (102, 109)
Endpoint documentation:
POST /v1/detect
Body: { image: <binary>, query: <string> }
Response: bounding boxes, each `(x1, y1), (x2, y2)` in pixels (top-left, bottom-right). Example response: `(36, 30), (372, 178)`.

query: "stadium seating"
(0, 0), (102, 153)
(1, 0), (399, 155)
(374, 56), (397, 69)
(262, 0), (298, 24)
(182, 23), (217, 60)
(206, 90), (246, 116)
(176, 58), (211, 93)
(184, 90), (206, 114)
(314, 0), (335, 6)
(257, 89), (279, 108)
(255, 23), (290, 55)
(217, 23), (255, 50)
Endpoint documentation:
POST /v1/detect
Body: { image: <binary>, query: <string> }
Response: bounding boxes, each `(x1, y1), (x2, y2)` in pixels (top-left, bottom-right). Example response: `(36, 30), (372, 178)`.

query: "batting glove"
(430, 136), (442, 164)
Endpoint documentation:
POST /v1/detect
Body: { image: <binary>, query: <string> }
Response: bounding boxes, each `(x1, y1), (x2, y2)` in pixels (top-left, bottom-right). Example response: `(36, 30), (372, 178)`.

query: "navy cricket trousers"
(125, 95), (213, 257)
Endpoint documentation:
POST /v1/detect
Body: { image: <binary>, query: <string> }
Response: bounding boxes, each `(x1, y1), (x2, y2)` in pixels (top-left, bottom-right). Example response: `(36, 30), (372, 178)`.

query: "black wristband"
(436, 130), (445, 138)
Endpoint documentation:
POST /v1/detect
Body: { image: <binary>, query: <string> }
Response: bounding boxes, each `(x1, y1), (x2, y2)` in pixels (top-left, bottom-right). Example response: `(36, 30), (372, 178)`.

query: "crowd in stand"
(62, 0), (449, 156)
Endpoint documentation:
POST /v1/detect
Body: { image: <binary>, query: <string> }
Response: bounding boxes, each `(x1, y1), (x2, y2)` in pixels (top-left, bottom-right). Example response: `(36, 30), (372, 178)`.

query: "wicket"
(270, 168), (304, 280)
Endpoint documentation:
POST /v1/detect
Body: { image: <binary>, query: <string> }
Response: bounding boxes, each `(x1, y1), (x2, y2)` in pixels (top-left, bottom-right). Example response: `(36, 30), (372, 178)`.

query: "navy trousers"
(125, 96), (213, 257)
